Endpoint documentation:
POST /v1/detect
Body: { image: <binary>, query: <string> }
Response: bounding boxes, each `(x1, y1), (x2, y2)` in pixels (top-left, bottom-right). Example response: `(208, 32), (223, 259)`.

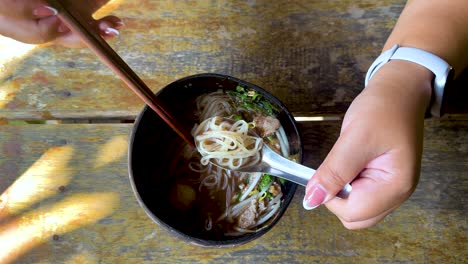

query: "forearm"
(383, 0), (468, 74)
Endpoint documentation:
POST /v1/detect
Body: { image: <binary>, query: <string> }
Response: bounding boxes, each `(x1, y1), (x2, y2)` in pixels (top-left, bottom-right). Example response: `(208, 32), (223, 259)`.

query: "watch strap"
(365, 44), (452, 117)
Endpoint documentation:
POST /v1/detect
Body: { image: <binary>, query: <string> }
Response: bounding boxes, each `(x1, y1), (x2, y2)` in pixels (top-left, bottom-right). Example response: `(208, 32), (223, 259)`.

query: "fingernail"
(303, 184), (328, 210)
(33, 6), (58, 17)
(115, 20), (125, 27)
(104, 27), (119, 36)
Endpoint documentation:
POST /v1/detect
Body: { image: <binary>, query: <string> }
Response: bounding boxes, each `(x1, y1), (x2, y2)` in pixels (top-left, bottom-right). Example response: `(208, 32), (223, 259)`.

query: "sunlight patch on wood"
(93, 0), (125, 19)
(94, 135), (128, 168)
(64, 249), (98, 264)
(0, 192), (119, 264)
(0, 80), (21, 109)
(0, 146), (74, 218)
(0, 36), (37, 79)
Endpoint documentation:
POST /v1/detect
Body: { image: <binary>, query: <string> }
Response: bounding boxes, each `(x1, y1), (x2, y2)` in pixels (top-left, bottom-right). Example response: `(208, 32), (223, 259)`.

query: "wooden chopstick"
(46, 0), (195, 147)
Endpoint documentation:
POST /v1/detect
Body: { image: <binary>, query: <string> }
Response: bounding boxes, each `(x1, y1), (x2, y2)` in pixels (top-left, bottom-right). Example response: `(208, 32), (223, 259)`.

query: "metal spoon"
(195, 117), (352, 199)
(246, 143), (351, 198)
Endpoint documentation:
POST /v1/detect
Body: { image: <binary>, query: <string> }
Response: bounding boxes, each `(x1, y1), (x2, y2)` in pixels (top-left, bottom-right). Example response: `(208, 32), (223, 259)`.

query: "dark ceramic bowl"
(128, 73), (302, 247)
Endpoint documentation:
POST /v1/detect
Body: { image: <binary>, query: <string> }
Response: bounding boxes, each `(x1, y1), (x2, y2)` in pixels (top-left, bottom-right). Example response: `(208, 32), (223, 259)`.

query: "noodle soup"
(129, 74), (302, 247)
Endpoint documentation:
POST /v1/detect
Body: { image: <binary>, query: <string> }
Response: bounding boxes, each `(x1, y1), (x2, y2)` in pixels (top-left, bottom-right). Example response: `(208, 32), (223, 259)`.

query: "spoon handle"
(263, 147), (351, 199)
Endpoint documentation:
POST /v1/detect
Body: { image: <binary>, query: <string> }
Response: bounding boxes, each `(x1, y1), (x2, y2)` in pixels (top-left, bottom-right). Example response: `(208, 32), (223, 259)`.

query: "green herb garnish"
(277, 178), (286, 185)
(232, 115), (243, 121)
(258, 174), (273, 192)
(229, 85), (279, 116)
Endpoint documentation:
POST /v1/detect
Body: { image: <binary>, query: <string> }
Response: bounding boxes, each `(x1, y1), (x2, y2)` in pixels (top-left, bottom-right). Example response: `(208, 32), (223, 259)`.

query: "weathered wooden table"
(0, 1), (466, 263)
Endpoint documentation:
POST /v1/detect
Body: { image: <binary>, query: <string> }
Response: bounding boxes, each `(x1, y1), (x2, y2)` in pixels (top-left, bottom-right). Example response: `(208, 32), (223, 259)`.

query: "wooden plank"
(0, 0), (407, 120)
(0, 119), (466, 263)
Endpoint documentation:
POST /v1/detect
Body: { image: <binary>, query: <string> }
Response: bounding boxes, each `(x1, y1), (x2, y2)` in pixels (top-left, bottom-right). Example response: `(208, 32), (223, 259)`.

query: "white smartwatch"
(365, 44), (453, 117)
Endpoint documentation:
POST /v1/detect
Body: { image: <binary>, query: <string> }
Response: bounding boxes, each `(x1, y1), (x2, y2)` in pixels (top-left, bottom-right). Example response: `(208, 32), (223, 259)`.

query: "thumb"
(303, 123), (380, 210)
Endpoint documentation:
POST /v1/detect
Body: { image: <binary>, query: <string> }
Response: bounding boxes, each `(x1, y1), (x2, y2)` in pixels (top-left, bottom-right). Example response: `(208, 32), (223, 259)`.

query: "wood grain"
(0, 0), (407, 120)
(0, 119), (465, 263)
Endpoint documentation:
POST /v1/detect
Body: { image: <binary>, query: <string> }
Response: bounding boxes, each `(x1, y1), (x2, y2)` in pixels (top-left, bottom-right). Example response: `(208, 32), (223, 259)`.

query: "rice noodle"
(200, 174), (218, 190)
(194, 116), (263, 170)
(227, 192), (260, 219)
(276, 126), (290, 158)
(255, 197), (282, 227)
(221, 171), (229, 190)
(239, 173), (262, 202)
(205, 215), (213, 231)
(226, 181), (272, 222)
(188, 161), (207, 173)
(225, 184), (232, 209)
(269, 191), (283, 206)
(197, 90), (235, 121)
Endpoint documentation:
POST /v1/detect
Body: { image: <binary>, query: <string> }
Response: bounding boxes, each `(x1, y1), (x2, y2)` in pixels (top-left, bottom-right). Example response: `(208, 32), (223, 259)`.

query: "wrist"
(365, 60), (433, 114)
